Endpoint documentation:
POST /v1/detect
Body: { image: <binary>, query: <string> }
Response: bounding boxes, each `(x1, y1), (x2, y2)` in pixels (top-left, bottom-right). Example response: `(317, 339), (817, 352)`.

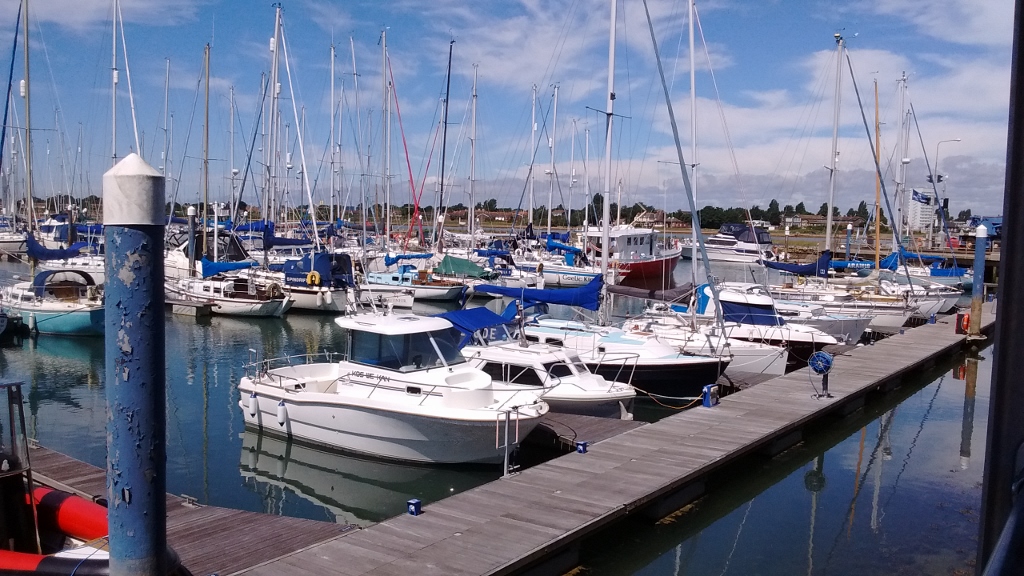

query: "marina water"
(0, 260), (988, 573)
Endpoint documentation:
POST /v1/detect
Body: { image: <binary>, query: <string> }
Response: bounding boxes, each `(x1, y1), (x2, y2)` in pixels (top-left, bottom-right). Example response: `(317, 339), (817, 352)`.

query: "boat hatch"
(406, 386), (422, 395)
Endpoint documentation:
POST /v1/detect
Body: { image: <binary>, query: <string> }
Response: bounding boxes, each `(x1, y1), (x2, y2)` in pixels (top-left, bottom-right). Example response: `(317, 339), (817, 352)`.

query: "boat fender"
(537, 262), (544, 275)
(316, 291), (325, 308)
(267, 282), (282, 299)
(322, 289), (334, 306)
(27, 313), (36, 332)
(277, 400), (287, 427)
(306, 270), (321, 286)
(248, 392), (258, 417)
(33, 487), (107, 541)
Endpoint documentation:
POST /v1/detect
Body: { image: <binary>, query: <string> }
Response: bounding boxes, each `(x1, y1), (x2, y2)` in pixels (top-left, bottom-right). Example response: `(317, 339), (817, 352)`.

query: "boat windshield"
(349, 328), (466, 372)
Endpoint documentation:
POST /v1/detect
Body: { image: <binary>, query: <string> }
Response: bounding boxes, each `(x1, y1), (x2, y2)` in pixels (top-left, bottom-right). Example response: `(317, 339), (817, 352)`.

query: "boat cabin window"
(349, 328), (466, 372)
(508, 365), (544, 387)
(479, 362), (506, 382)
(542, 362), (574, 378)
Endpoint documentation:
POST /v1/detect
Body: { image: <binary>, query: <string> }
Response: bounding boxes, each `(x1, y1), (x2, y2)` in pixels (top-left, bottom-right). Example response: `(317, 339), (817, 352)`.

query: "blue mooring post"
(103, 153), (167, 575)
(845, 223), (852, 262)
(969, 224), (987, 339)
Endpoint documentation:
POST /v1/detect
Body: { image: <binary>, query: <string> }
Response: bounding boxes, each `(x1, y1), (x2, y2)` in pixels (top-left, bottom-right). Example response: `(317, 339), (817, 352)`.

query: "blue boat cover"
(545, 236), (582, 255)
(384, 252), (433, 268)
(762, 250), (831, 277)
(436, 307), (512, 347)
(25, 234), (87, 261)
(282, 252), (354, 288)
(721, 301), (783, 326)
(830, 259), (873, 270)
(472, 275), (603, 311)
(200, 257), (256, 278)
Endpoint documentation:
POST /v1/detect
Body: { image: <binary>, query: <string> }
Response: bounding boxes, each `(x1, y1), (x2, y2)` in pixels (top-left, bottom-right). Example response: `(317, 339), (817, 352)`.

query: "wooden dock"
(27, 445), (356, 576)
(233, 301), (996, 576)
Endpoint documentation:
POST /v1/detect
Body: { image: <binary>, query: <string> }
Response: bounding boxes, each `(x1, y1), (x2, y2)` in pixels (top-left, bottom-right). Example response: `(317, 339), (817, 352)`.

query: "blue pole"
(970, 224), (987, 337)
(103, 153), (167, 575)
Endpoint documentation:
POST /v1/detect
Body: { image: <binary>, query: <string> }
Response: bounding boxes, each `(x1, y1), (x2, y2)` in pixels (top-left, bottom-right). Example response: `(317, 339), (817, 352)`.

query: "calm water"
(0, 259), (990, 574)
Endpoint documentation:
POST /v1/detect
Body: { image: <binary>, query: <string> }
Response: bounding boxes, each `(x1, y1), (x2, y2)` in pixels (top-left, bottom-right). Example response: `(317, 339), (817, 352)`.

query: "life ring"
(306, 270), (321, 286)
(267, 282), (283, 299)
(960, 313), (970, 332)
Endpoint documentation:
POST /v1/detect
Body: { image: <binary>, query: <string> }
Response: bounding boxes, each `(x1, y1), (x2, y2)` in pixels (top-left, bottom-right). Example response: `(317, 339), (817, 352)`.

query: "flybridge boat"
(1, 270), (103, 336)
(438, 307), (636, 419)
(583, 225), (682, 284)
(238, 313), (548, 464)
(681, 223), (776, 263)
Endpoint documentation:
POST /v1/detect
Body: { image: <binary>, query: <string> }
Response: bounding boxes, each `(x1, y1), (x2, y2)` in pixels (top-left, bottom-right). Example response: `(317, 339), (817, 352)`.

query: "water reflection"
(579, 350), (988, 575)
(238, 429), (497, 526)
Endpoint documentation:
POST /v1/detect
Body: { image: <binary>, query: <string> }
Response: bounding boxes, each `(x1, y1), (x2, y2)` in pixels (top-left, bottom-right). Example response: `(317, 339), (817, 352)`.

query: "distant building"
(906, 189), (935, 231)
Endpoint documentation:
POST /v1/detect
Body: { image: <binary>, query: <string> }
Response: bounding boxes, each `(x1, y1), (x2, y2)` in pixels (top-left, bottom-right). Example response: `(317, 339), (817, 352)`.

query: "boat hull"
(586, 357), (728, 399)
(617, 250), (681, 283)
(12, 306), (103, 336)
(239, 393), (543, 464)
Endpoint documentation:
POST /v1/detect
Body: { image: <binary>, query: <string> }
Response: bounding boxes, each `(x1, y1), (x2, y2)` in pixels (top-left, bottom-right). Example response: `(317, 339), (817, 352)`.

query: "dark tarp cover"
(606, 282), (693, 302)
(472, 275), (603, 311)
(25, 234), (87, 261)
(31, 269), (96, 297)
(282, 252), (354, 288)
(762, 250), (831, 277)
(436, 307), (511, 347)
(721, 301), (784, 326)
(200, 257), (257, 278)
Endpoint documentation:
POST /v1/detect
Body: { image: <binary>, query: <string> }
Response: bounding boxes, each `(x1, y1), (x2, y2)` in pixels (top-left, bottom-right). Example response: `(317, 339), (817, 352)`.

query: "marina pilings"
(102, 153), (168, 575)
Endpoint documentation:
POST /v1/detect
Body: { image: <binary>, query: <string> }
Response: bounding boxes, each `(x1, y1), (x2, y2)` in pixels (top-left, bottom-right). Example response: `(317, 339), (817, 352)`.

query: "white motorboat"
(681, 223), (776, 263)
(771, 299), (873, 343)
(438, 307), (635, 419)
(2, 270), (104, 336)
(238, 313), (549, 464)
(166, 276), (292, 317)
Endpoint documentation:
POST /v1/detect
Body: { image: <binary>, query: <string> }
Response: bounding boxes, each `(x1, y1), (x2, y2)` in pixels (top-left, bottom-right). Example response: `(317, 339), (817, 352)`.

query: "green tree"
(957, 208), (972, 221)
(817, 203), (829, 217)
(856, 200), (869, 220)
(795, 202), (807, 214)
(767, 199), (781, 225)
(783, 204), (795, 217)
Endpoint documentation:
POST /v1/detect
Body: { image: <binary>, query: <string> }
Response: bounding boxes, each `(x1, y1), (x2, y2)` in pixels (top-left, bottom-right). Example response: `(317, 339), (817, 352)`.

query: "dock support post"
(103, 153), (167, 576)
(845, 223), (852, 261)
(969, 224), (987, 340)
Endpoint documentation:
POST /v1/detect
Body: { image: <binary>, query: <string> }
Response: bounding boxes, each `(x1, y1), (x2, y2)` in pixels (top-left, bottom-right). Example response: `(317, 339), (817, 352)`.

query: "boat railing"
(244, 349), (341, 383)
(589, 351), (640, 387)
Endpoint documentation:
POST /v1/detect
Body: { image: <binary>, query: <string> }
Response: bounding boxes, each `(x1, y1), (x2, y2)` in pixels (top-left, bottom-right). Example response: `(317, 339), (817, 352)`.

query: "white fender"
(276, 400), (288, 427)
(247, 392), (258, 417)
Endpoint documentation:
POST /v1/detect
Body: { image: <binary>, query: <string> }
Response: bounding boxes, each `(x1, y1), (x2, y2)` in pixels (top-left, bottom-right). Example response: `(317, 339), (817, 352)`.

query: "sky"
(0, 0), (1012, 220)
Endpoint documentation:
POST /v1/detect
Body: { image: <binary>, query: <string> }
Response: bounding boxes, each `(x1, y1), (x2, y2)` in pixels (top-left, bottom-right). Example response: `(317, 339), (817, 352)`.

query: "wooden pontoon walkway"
(28, 445), (356, 576)
(235, 302), (996, 576)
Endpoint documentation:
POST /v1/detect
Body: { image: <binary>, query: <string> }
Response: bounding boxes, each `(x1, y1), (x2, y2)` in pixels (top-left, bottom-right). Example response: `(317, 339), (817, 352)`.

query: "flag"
(911, 189), (931, 204)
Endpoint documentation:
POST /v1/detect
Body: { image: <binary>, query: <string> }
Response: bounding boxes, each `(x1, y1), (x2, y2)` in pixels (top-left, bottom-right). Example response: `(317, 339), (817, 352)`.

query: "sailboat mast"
(268, 8), (282, 226)
(529, 84), (536, 227)
(895, 71), (909, 244)
(202, 43), (210, 240)
(546, 84), (558, 236)
(436, 39), (454, 245)
(688, 0), (698, 274)
(567, 119), (576, 231)
(162, 58), (169, 177)
(824, 33), (844, 252)
(874, 79), (881, 268)
(470, 64), (477, 240)
(330, 43), (336, 224)
(600, 0), (617, 281)
(584, 127), (590, 231)
(382, 29), (392, 244)
(22, 0), (32, 217)
(111, 0), (117, 165)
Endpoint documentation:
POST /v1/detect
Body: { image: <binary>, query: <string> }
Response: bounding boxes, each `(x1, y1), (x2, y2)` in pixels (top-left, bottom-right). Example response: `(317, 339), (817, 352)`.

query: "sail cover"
(26, 234), (87, 261)
(200, 257), (256, 278)
(472, 275), (603, 311)
(434, 255), (495, 279)
(436, 307), (512, 347)
(384, 252), (434, 268)
(762, 250), (831, 277)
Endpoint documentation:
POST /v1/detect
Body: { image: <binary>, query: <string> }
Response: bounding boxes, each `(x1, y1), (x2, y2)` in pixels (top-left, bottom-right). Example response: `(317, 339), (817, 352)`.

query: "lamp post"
(934, 138), (961, 248)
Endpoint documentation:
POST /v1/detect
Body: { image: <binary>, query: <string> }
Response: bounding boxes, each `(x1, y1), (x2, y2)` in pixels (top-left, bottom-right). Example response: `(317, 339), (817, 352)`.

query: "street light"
(933, 138), (961, 247)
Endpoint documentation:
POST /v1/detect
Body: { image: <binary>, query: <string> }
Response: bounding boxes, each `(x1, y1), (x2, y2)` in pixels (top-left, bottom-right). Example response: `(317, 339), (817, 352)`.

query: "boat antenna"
(435, 38), (455, 249)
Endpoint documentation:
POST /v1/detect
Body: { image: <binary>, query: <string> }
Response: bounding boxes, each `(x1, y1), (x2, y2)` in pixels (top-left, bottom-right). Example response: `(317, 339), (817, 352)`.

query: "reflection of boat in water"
(239, 429), (496, 526)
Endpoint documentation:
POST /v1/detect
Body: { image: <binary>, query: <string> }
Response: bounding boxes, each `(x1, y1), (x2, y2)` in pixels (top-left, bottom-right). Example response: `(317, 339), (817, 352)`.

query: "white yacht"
(238, 313), (549, 464)
(166, 276), (293, 317)
(681, 223), (776, 263)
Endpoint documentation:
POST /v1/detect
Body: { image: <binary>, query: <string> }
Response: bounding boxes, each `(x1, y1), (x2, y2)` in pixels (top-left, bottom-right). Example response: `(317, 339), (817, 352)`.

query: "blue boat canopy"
(436, 307), (512, 347)
(30, 269), (97, 297)
(472, 275), (603, 311)
(762, 250), (831, 277)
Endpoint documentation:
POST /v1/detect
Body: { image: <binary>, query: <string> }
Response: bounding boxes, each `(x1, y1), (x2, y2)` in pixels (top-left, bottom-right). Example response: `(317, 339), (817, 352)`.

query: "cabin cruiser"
(439, 307), (636, 419)
(166, 274), (293, 317)
(681, 223), (776, 263)
(238, 313), (548, 464)
(2, 270), (103, 336)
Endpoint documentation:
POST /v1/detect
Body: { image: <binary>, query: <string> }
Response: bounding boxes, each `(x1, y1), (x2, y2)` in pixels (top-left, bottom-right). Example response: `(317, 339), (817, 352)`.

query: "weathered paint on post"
(969, 224), (987, 337)
(103, 153), (167, 575)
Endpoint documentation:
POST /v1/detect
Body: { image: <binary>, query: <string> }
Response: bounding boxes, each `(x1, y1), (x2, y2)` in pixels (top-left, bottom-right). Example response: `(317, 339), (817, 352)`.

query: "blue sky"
(0, 0), (1012, 219)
